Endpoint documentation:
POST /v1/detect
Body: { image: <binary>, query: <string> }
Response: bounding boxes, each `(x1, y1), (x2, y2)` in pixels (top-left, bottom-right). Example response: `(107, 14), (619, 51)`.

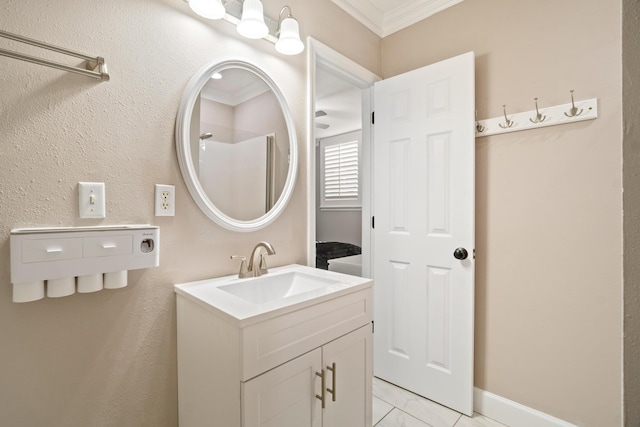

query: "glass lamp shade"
(275, 17), (304, 55)
(237, 0), (269, 39)
(189, 0), (226, 19)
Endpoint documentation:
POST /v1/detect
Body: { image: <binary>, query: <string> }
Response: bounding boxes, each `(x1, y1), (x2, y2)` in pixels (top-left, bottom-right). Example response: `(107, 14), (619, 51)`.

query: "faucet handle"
(231, 255), (250, 279)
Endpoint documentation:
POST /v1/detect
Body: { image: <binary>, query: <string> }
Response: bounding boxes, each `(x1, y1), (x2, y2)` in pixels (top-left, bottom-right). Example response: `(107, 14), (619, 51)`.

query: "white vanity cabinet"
(175, 267), (372, 427)
(243, 324), (371, 427)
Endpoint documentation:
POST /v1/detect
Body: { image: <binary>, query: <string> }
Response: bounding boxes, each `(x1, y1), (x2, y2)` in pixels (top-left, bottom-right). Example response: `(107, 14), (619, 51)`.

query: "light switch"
(78, 182), (106, 218)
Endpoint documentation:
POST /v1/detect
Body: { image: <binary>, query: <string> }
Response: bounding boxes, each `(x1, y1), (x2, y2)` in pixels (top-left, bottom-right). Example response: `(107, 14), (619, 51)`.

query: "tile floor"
(372, 378), (508, 427)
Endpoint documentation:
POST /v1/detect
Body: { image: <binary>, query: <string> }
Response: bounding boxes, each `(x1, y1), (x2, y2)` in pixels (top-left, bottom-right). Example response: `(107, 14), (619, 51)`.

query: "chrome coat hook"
(498, 105), (514, 129)
(564, 90), (583, 117)
(475, 110), (485, 133)
(529, 98), (547, 123)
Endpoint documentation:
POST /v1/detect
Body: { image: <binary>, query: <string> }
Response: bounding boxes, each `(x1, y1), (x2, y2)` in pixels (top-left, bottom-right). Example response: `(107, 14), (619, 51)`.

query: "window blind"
(324, 140), (359, 201)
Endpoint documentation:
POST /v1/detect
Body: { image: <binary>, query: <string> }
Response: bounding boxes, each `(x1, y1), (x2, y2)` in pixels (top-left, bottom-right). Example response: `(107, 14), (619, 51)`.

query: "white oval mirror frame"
(175, 58), (298, 232)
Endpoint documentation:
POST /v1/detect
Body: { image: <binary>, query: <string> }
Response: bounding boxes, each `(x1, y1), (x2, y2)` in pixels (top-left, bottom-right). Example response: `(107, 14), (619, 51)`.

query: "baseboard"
(474, 388), (578, 427)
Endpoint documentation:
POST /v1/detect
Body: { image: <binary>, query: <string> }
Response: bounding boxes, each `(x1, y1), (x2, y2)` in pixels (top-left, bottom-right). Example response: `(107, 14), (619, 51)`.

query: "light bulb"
(189, 0), (226, 20)
(276, 17), (304, 55)
(237, 0), (269, 39)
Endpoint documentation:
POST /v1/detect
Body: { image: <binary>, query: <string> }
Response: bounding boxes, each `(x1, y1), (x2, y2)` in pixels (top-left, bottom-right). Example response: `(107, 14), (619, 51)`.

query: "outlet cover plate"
(155, 184), (175, 216)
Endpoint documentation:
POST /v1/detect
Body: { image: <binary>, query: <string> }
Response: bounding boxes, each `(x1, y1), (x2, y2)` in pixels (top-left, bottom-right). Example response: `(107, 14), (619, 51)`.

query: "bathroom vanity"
(172, 58), (373, 426)
(174, 264), (373, 427)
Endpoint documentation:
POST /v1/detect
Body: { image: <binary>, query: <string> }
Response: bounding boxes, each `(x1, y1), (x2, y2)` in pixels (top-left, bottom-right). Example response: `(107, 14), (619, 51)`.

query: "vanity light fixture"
(188, 0), (226, 20)
(184, 0), (304, 55)
(237, 0), (269, 39)
(275, 6), (304, 55)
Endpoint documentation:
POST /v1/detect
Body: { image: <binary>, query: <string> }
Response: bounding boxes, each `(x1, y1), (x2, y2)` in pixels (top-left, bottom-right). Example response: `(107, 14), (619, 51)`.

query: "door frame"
(306, 37), (381, 276)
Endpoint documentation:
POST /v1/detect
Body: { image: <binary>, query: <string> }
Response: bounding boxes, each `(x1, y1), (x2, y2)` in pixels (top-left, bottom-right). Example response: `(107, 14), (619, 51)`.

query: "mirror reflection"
(191, 67), (290, 221)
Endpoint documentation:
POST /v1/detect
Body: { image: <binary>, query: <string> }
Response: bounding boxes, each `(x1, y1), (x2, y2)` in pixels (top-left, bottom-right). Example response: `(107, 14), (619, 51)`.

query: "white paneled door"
(373, 52), (475, 416)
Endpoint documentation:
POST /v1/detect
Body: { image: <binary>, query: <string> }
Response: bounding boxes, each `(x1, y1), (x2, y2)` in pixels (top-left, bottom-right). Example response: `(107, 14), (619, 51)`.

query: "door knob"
(453, 247), (468, 260)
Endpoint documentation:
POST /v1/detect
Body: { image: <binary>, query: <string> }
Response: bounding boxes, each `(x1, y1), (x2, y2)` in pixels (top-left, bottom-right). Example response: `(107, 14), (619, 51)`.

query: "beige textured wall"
(0, 0), (379, 426)
(623, 0), (640, 425)
(382, 1), (623, 425)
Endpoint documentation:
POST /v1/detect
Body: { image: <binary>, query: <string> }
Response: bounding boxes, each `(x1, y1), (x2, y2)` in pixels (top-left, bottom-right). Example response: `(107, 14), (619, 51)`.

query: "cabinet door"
(242, 348), (322, 427)
(322, 324), (373, 427)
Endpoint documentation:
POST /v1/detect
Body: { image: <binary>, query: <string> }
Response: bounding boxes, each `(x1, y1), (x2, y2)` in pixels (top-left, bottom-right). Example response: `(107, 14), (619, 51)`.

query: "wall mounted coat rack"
(475, 91), (597, 138)
(0, 29), (109, 80)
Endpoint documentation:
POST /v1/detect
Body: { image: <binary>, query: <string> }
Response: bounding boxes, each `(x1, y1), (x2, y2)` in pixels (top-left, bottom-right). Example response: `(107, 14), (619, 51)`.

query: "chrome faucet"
(231, 241), (276, 279)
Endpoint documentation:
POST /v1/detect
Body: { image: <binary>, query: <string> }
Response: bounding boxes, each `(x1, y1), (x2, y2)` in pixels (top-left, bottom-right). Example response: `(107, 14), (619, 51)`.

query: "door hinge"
(371, 216), (375, 229)
(371, 111), (375, 124)
(372, 320), (374, 333)
(473, 248), (476, 259)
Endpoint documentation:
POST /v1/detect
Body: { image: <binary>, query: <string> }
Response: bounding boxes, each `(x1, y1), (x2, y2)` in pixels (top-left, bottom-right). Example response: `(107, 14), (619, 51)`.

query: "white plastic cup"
(104, 271), (128, 289)
(77, 274), (104, 293)
(47, 277), (76, 298)
(12, 280), (45, 303)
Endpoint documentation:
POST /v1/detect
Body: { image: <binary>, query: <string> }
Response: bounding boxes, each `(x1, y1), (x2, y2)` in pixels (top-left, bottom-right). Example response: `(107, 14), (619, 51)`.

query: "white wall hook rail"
(476, 97), (598, 138)
(0, 29), (110, 80)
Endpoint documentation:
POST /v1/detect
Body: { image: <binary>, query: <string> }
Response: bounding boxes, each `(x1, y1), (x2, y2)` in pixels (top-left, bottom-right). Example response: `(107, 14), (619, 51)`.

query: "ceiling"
(314, 66), (362, 139)
(201, 68), (269, 106)
(331, 0), (463, 37)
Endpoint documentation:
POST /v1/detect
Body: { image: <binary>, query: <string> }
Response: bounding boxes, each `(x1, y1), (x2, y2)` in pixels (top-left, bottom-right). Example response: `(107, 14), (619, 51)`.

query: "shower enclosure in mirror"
(198, 132), (276, 220)
(176, 59), (298, 231)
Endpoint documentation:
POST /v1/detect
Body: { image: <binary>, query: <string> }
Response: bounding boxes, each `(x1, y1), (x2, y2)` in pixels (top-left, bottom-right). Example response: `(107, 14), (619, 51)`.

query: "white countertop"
(174, 264), (372, 326)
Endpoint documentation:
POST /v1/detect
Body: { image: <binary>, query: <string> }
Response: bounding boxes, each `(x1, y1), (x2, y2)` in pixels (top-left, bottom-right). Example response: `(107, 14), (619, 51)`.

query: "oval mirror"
(176, 59), (298, 231)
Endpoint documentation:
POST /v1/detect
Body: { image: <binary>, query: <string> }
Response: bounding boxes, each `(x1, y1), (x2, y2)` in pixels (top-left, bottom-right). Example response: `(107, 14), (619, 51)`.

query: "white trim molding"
(474, 388), (578, 427)
(331, 0), (464, 37)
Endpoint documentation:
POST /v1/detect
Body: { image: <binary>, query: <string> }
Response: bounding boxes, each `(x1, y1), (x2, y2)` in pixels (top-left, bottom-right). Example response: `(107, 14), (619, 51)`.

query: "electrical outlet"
(155, 184), (175, 216)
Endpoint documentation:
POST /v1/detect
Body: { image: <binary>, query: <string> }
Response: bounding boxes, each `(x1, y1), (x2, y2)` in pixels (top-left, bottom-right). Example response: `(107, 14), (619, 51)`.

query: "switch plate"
(78, 182), (106, 218)
(155, 184), (175, 216)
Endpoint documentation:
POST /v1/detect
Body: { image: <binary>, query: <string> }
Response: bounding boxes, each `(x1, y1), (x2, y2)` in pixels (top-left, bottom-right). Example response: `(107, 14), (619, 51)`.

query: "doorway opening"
(315, 70), (363, 272)
(306, 38), (380, 278)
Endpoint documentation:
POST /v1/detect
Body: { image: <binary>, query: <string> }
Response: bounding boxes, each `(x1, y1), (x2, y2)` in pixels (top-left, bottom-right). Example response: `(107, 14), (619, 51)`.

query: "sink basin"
(218, 271), (341, 305)
(174, 264), (372, 325)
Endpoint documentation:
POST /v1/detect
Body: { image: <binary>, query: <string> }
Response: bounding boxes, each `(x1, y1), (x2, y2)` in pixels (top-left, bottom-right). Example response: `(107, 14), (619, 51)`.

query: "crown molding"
(331, 0), (463, 38)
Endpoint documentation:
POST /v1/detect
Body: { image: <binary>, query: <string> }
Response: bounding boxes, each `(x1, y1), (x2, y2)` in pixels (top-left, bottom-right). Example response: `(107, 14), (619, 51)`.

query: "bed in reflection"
(315, 241), (361, 270)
